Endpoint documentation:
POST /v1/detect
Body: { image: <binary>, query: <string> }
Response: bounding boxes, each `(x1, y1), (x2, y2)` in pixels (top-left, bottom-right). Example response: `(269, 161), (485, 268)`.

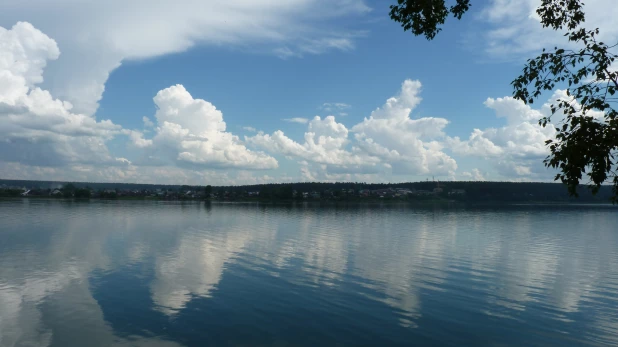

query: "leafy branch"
(389, 0), (618, 201)
(511, 1), (617, 201)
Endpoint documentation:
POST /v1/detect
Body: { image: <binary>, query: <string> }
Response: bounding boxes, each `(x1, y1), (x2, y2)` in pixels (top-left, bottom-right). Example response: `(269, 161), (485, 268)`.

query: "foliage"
(74, 188), (92, 198)
(1, 179), (615, 203)
(389, 0), (618, 201)
(511, 2), (618, 202)
(99, 190), (117, 199)
(389, 0), (470, 40)
(214, 181), (614, 202)
(62, 183), (76, 198)
(0, 189), (23, 197)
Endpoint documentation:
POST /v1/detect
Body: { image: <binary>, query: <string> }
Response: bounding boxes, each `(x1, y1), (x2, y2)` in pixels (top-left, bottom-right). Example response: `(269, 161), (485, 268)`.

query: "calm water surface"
(1, 200), (618, 346)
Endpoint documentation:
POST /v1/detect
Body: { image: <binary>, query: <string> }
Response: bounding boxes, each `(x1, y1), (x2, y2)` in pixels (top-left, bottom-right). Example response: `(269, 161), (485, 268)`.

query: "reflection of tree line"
(1, 202), (618, 346)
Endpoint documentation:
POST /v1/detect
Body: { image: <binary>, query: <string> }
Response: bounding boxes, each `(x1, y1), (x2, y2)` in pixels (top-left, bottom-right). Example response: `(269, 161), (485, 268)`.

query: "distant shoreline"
(2, 178), (615, 204)
(2, 196), (615, 206)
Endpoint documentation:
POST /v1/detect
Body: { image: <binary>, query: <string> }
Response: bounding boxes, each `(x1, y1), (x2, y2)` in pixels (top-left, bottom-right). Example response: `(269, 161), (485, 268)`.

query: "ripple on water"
(0, 201), (617, 346)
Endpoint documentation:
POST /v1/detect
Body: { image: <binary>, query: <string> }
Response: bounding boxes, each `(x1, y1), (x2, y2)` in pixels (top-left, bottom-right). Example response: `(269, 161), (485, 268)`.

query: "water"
(1, 200), (618, 346)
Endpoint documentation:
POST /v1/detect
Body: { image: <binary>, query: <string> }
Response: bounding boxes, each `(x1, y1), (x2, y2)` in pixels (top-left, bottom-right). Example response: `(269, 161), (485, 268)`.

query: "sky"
(0, 0), (616, 185)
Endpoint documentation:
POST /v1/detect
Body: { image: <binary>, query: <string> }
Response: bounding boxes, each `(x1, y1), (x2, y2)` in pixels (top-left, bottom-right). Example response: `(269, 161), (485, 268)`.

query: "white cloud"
(351, 80), (457, 176)
(461, 168), (486, 181)
(142, 116), (154, 128)
(321, 102), (351, 112)
(250, 116), (376, 167)
(0, 22), (280, 184)
(282, 117), (309, 124)
(448, 92), (564, 180)
(243, 126), (257, 132)
(0, 22), (124, 168)
(0, 0), (370, 116)
(0, 161), (286, 186)
(479, 0), (618, 58)
(248, 80), (458, 180)
(130, 84), (278, 170)
(449, 85), (610, 181)
(275, 35), (362, 59)
(0, 20), (580, 184)
(128, 130), (153, 149)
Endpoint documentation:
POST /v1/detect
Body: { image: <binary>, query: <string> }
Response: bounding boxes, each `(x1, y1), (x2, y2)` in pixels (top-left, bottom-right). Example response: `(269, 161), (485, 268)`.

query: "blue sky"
(0, 0), (614, 185)
(98, 9), (515, 135)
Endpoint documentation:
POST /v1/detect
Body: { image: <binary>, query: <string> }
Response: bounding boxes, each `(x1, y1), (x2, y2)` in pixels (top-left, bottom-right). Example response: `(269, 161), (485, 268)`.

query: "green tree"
(390, 0), (618, 201)
(389, 0), (470, 40)
(74, 188), (91, 199)
(204, 185), (212, 199)
(62, 183), (76, 198)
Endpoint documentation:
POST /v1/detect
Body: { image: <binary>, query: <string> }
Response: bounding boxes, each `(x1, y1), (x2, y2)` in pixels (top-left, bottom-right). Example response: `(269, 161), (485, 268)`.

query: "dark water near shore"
(1, 200), (618, 346)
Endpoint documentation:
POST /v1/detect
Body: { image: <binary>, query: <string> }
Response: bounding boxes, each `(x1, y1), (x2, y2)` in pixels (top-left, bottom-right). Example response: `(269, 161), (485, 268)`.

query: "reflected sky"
(1, 200), (618, 346)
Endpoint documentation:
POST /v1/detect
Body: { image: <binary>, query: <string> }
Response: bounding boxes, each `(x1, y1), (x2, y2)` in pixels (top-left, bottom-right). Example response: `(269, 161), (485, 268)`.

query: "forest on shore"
(1, 179), (615, 203)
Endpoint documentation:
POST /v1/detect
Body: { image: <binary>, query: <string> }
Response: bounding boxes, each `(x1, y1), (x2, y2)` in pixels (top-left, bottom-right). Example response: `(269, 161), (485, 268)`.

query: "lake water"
(1, 200), (618, 346)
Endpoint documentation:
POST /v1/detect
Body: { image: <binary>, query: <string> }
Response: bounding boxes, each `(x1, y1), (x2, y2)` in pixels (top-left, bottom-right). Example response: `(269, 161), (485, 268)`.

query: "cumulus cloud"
(128, 130), (153, 149)
(0, 20), (573, 184)
(130, 85), (278, 170)
(0, 22), (124, 168)
(142, 116), (154, 128)
(249, 116), (378, 169)
(0, 22), (282, 184)
(283, 117), (309, 124)
(461, 168), (486, 181)
(248, 80), (458, 181)
(447, 91), (582, 180)
(351, 80), (457, 176)
(0, 0), (370, 116)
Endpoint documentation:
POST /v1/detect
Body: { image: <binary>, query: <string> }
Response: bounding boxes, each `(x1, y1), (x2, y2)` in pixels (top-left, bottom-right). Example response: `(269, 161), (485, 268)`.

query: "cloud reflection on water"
(0, 201), (617, 346)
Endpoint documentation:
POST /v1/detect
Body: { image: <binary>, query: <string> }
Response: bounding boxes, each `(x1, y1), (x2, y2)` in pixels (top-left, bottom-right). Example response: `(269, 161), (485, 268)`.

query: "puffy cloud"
(142, 116), (154, 128)
(128, 130), (153, 149)
(479, 0), (618, 58)
(448, 89), (606, 181)
(351, 80), (457, 176)
(0, 20), (572, 184)
(0, 0), (370, 116)
(460, 168), (486, 181)
(0, 23), (279, 186)
(283, 117), (309, 124)
(250, 116), (376, 167)
(448, 92), (572, 180)
(130, 85), (278, 170)
(243, 126), (257, 132)
(0, 22), (124, 168)
(248, 80), (458, 180)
